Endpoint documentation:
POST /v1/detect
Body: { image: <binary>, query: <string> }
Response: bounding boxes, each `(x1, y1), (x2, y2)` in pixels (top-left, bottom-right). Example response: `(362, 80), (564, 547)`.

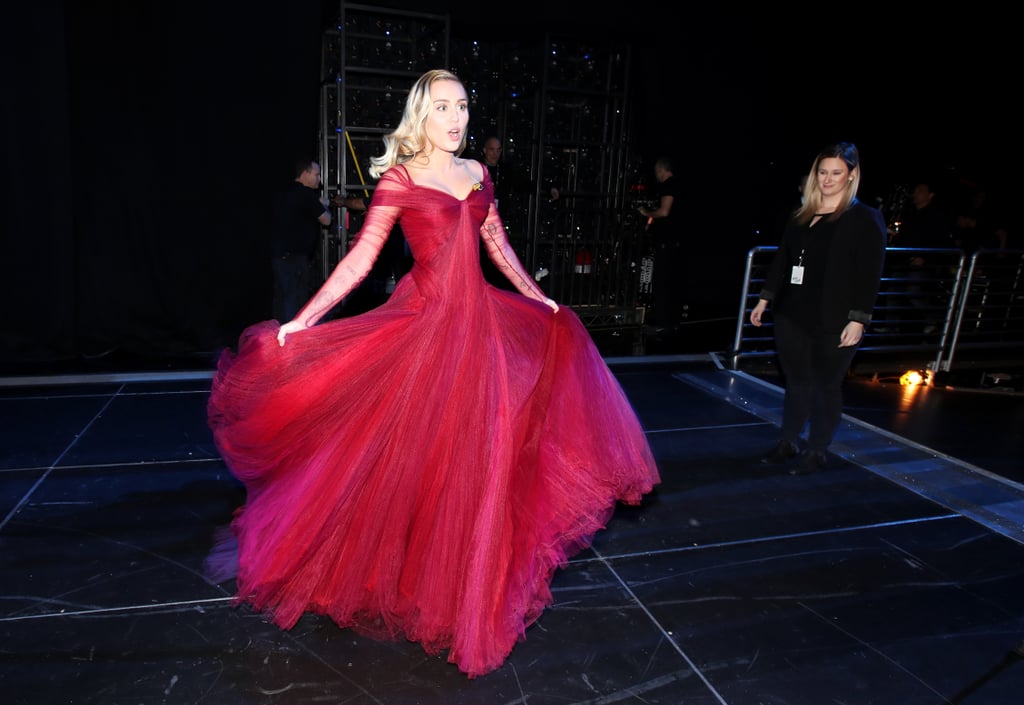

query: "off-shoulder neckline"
(395, 162), (485, 202)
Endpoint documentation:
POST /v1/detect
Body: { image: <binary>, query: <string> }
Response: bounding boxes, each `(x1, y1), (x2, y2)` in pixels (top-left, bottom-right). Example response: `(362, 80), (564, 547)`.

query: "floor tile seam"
(574, 513), (960, 565)
(645, 420), (769, 435)
(588, 546), (729, 704)
(829, 441), (1024, 547)
(827, 418), (1024, 542)
(833, 470), (1024, 546)
(679, 367), (1024, 495)
(0, 370), (215, 388)
(0, 352), (707, 389)
(1, 389), (212, 403)
(108, 388), (212, 397)
(583, 523), (956, 703)
(0, 360), (698, 392)
(678, 368), (1024, 545)
(0, 457), (226, 475)
(5, 594), (387, 696)
(2, 515), (963, 625)
(796, 599), (949, 698)
(606, 353), (715, 367)
(0, 596), (234, 623)
(1, 396), (124, 530)
(0, 391), (120, 401)
(1, 469), (55, 531)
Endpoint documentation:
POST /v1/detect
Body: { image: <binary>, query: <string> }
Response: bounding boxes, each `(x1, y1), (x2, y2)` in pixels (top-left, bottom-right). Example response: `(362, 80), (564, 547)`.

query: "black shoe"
(789, 450), (827, 475)
(760, 440), (799, 464)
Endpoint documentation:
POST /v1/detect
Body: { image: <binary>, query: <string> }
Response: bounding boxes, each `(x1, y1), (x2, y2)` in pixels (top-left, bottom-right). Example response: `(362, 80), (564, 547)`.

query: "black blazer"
(759, 200), (887, 333)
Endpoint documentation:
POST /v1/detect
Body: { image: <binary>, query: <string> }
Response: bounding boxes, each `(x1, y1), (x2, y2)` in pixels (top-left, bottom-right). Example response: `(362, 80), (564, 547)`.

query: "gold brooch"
(472, 182), (483, 191)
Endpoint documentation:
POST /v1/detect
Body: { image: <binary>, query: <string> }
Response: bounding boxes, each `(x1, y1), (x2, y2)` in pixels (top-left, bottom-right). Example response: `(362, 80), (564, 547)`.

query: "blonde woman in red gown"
(207, 69), (660, 678)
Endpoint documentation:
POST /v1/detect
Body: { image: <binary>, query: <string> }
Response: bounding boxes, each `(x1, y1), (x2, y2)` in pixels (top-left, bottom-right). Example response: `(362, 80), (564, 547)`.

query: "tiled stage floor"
(2, 351), (1023, 704)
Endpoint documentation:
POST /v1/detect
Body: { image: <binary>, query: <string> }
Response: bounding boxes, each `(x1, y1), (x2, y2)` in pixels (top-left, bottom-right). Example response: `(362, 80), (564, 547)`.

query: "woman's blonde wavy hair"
(794, 142), (861, 225)
(368, 69), (467, 179)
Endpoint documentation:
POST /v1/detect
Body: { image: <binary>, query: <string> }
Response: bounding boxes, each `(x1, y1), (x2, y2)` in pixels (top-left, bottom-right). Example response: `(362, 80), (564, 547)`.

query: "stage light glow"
(899, 369), (933, 386)
(900, 370), (922, 386)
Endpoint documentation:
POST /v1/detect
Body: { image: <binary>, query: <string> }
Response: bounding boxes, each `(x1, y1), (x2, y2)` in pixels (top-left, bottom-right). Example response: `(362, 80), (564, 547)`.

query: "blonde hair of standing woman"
(794, 142), (862, 226)
(368, 69), (468, 179)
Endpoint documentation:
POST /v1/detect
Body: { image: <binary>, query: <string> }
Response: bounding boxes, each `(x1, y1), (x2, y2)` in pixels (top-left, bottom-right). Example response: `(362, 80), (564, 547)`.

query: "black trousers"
(272, 254), (312, 323)
(773, 315), (861, 452)
(650, 243), (686, 327)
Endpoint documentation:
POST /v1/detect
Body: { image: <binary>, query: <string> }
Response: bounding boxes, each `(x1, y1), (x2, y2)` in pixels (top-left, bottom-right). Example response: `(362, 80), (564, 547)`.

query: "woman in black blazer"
(750, 142), (887, 475)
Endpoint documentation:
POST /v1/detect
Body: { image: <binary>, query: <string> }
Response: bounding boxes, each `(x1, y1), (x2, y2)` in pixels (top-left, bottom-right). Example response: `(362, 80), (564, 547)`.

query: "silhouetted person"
(637, 156), (684, 332)
(272, 159), (331, 322)
(890, 180), (952, 334)
(480, 135), (559, 215)
(333, 189), (413, 315)
(953, 182), (1010, 255)
(477, 135), (558, 290)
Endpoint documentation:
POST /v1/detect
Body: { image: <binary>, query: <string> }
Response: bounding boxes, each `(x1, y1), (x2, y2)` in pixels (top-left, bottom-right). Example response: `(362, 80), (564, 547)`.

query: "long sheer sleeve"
(291, 202), (400, 329)
(480, 203), (552, 305)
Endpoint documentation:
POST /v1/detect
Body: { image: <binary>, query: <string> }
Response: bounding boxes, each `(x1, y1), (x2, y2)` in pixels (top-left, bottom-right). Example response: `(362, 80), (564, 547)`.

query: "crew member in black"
(272, 159), (331, 322)
(638, 156), (684, 331)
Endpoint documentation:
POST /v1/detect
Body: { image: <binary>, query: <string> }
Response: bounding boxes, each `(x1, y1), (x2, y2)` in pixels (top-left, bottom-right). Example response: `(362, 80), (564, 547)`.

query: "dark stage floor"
(2, 342), (1024, 704)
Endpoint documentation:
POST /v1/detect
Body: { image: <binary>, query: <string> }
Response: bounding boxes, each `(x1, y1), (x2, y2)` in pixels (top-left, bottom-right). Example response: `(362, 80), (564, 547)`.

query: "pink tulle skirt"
(207, 282), (659, 677)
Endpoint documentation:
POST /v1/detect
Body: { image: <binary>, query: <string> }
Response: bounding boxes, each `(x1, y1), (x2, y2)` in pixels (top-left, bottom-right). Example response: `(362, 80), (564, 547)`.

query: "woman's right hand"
(750, 299), (768, 327)
(277, 320), (308, 346)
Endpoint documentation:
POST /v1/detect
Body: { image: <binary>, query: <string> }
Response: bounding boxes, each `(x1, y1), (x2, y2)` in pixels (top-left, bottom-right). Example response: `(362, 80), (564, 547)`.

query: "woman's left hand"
(838, 320), (865, 348)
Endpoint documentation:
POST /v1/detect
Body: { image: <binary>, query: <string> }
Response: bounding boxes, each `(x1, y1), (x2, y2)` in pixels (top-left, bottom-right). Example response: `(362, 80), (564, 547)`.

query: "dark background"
(1, 2), (1015, 367)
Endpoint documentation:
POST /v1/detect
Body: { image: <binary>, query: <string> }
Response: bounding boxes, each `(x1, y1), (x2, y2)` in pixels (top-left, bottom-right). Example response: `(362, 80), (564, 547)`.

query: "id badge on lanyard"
(791, 247), (805, 285)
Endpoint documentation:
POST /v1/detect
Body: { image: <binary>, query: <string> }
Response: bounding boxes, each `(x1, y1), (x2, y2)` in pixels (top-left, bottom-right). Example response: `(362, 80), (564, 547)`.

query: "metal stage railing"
(729, 247), (1024, 374)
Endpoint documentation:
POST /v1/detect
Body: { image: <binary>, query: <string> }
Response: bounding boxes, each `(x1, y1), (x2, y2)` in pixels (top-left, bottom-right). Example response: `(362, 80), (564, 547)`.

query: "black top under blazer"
(759, 200), (887, 333)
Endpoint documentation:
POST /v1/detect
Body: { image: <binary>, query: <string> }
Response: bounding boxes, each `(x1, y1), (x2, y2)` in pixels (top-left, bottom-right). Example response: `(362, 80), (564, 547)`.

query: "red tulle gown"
(207, 164), (660, 678)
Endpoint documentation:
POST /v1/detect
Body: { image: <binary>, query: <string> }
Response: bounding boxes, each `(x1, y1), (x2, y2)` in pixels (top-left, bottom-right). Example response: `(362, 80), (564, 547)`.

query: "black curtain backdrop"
(3, 2), (76, 363)
(2, 2), (1015, 367)
(2, 1), (323, 365)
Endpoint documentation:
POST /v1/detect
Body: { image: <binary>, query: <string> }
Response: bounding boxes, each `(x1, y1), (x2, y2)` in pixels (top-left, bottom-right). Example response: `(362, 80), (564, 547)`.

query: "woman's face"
(424, 79), (469, 153)
(816, 157), (852, 198)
